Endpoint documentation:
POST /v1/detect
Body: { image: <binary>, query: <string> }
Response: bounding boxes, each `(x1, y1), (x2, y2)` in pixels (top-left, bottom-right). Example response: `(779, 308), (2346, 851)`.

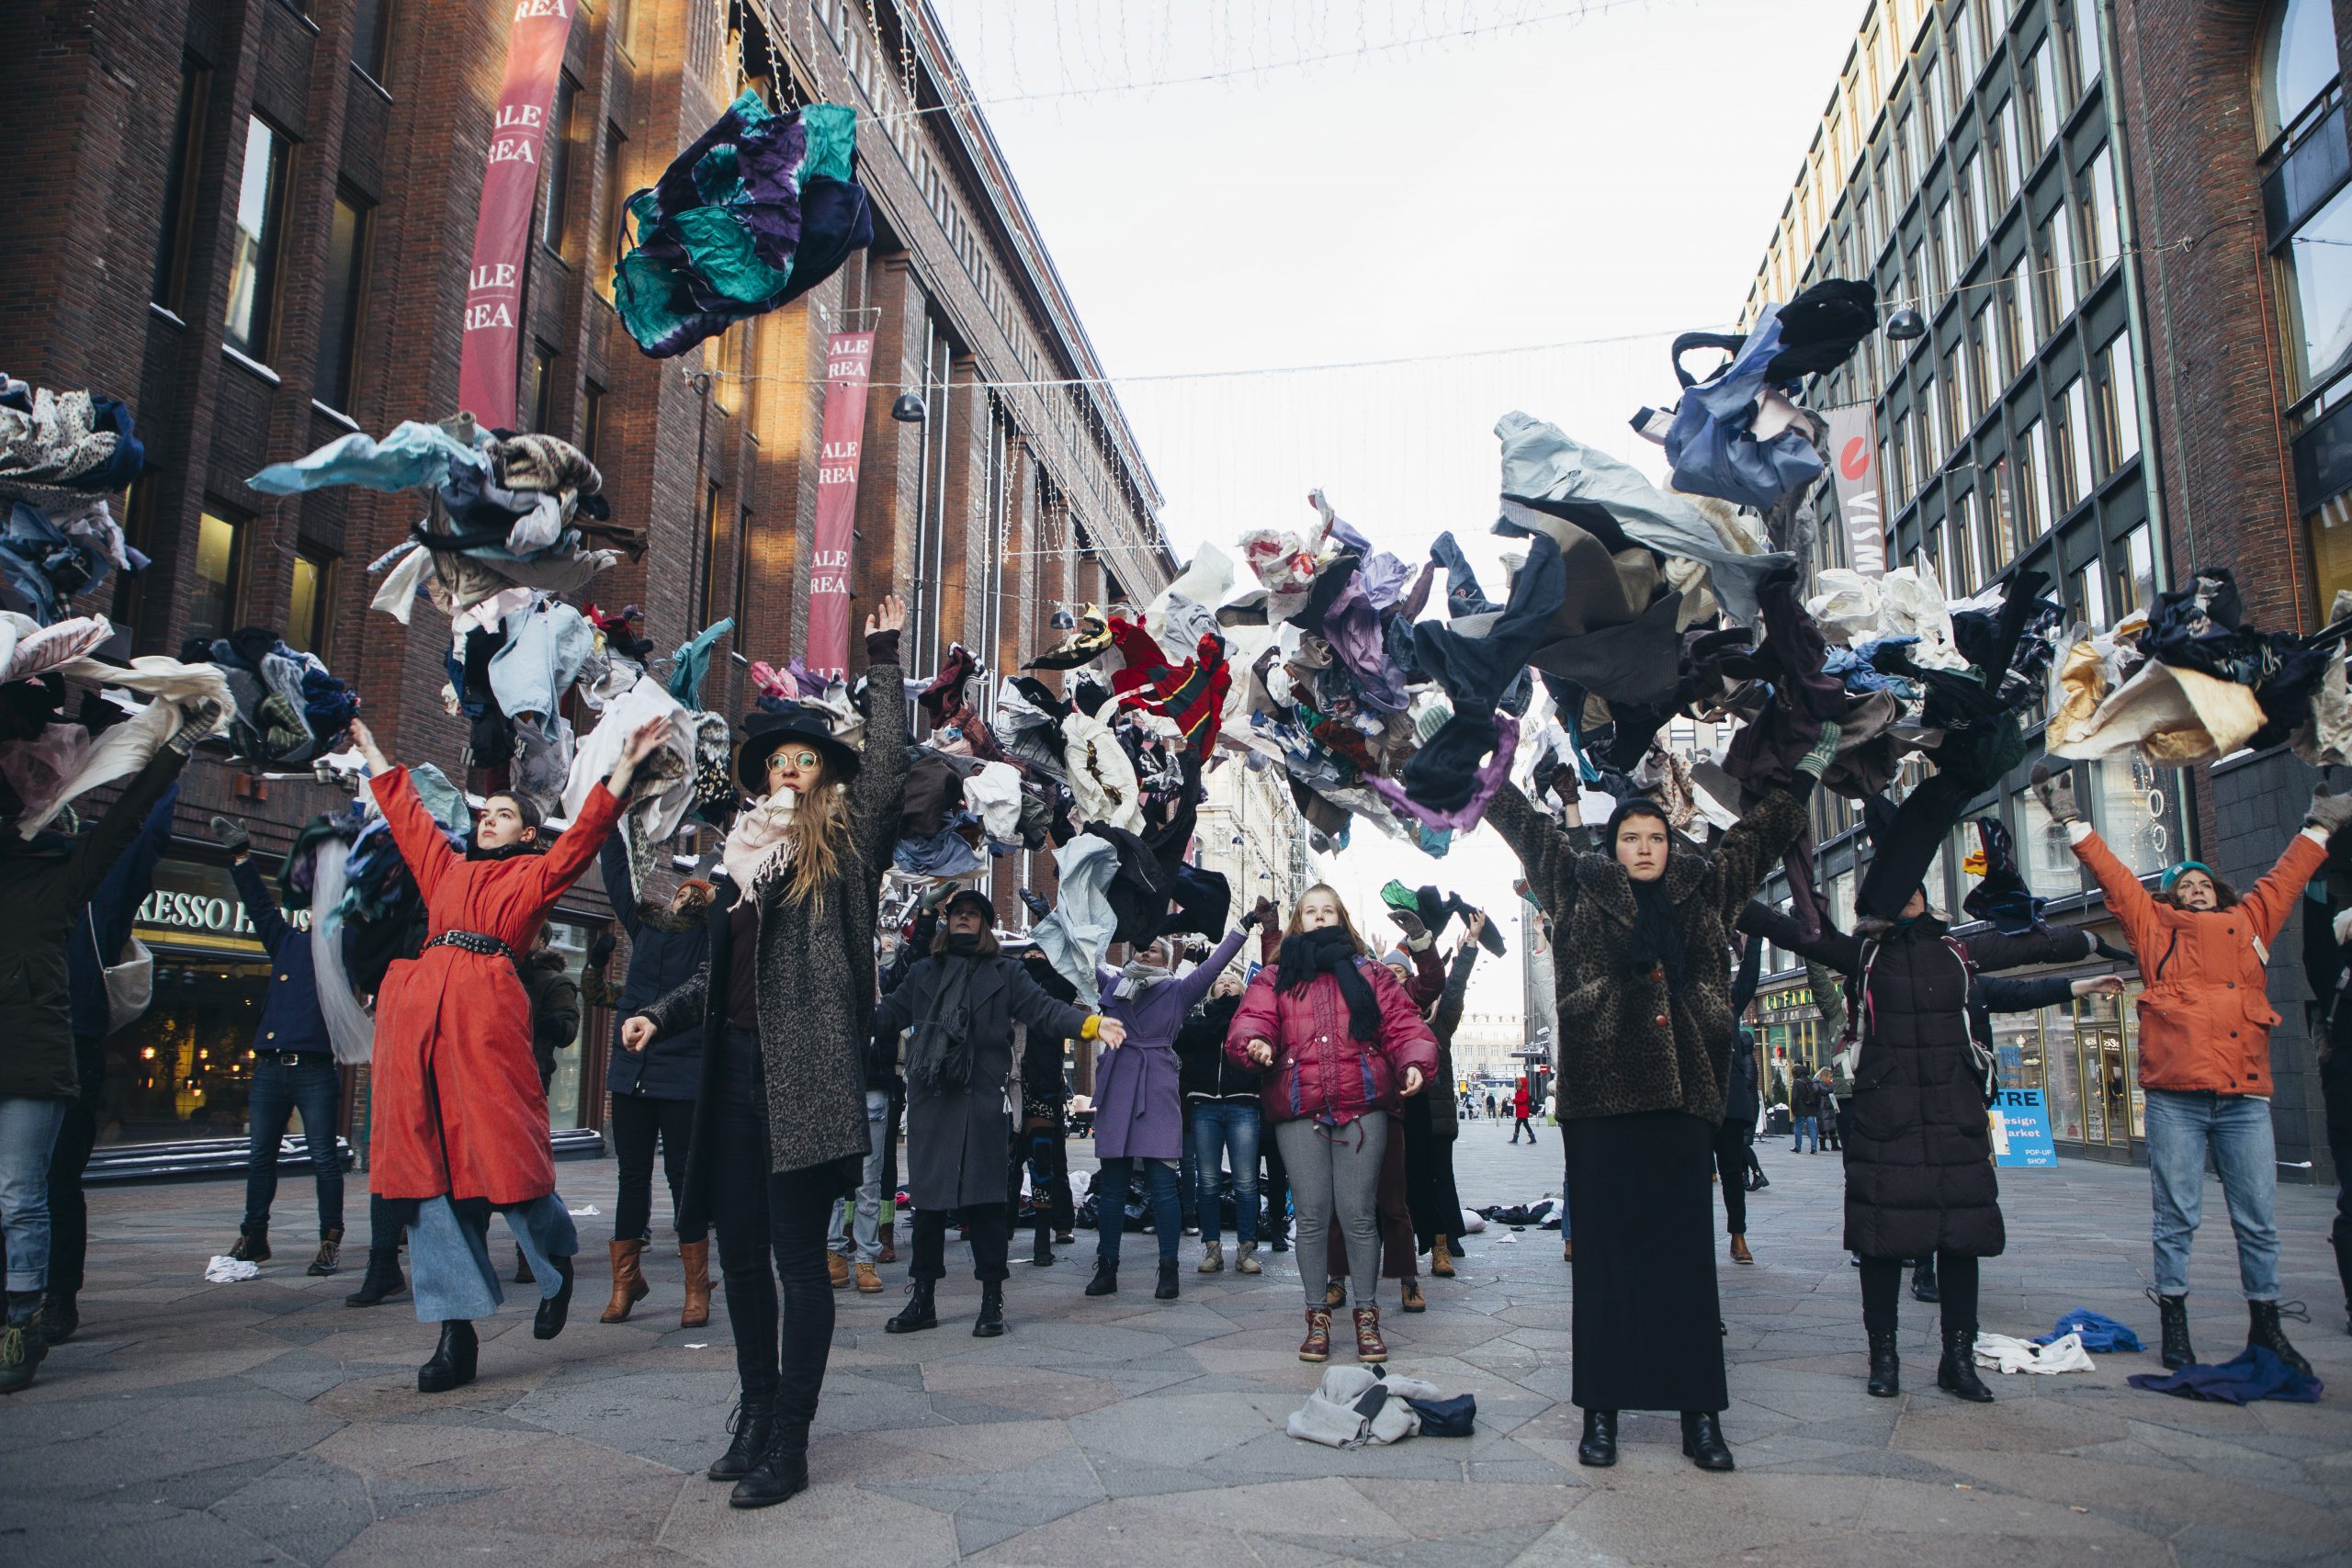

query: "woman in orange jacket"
(2036, 765), (2350, 1378)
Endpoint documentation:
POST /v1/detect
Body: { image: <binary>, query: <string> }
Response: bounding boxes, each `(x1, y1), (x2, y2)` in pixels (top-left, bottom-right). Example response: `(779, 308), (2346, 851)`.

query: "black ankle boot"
(1680, 1411), (1735, 1471)
(1867, 1330), (1901, 1397)
(728, 1418), (809, 1509)
(1936, 1323), (1994, 1402)
(345, 1247), (406, 1307)
(513, 1246), (533, 1285)
(2150, 1288), (2195, 1370)
(2248, 1300), (2314, 1379)
(532, 1254), (575, 1340)
(974, 1281), (1006, 1337)
(1910, 1257), (1939, 1303)
(229, 1223), (270, 1265)
(886, 1278), (939, 1334)
(707, 1393), (775, 1482)
(1576, 1408), (1617, 1467)
(1155, 1260), (1180, 1300)
(417, 1320), (478, 1393)
(1084, 1258), (1118, 1297)
(39, 1294), (77, 1347)
(1033, 1226), (1056, 1268)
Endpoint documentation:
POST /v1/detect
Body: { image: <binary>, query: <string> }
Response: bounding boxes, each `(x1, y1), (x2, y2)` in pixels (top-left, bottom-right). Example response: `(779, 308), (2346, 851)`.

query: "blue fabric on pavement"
(2037, 1308), (2143, 1354)
(2127, 1346), (2322, 1404)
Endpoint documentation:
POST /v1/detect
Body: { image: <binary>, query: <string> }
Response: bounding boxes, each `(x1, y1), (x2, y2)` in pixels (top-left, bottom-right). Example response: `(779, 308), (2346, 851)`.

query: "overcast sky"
(933, 0), (1869, 1019)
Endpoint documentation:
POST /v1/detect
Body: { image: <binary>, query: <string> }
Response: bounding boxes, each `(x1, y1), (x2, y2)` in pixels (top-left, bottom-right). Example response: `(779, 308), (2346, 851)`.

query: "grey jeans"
(828, 1089), (890, 1264)
(1274, 1114), (1387, 1309)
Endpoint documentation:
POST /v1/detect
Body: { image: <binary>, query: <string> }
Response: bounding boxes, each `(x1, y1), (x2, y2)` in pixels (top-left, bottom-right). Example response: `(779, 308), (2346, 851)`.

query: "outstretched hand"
(622, 715), (674, 766)
(865, 593), (907, 638)
(347, 717), (392, 773)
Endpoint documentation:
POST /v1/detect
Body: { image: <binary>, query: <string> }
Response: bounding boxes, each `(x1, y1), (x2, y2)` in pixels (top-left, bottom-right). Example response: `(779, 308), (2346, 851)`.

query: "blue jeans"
(1792, 1115), (1818, 1153)
(0, 1096), (70, 1292)
(1190, 1101), (1261, 1246)
(1093, 1156), (1182, 1266)
(829, 1089), (889, 1264)
(407, 1193), (577, 1322)
(243, 1053), (346, 1234)
(2145, 1088), (2281, 1302)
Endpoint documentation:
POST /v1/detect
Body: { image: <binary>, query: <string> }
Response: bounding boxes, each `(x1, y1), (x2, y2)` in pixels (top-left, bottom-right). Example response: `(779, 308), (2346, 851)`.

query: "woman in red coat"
(1227, 885), (1437, 1365)
(349, 713), (670, 1393)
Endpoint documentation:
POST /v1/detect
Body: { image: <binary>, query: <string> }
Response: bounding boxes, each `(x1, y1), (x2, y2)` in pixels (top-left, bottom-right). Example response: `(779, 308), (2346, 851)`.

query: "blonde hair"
(1283, 882), (1372, 956)
(775, 754), (851, 912)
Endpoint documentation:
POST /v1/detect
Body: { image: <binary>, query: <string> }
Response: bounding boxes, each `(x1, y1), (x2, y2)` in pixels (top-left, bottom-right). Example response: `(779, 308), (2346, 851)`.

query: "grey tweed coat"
(644, 656), (908, 1228)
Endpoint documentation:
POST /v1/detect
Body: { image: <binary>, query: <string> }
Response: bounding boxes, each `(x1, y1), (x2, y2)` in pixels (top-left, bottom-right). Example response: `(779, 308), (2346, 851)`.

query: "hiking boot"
(604, 1238), (650, 1323)
(729, 1418), (808, 1510)
(854, 1261), (882, 1294)
(1430, 1235), (1454, 1278)
(1680, 1411), (1735, 1471)
(345, 1247), (406, 1307)
(1577, 1408), (1617, 1466)
(417, 1320), (478, 1393)
(2248, 1300), (2314, 1380)
(1936, 1323), (1994, 1402)
(1235, 1242), (1261, 1275)
(1325, 1279), (1347, 1309)
(1352, 1304), (1387, 1363)
(2150, 1288), (2195, 1371)
(0, 1295), (48, 1394)
(532, 1254), (575, 1339)
(1083, 1258), (1118, 1297)
(826, 1249), (850, 1290)
(1729, 1235), (1754, 1266)
(885, 1278), (938, 1334)
(707, 1393), (774, 1482)
(680, 1239), (712, 1327)
(307, 1226), (344, 1277)
(974, 1281), (1006, 1337)
(229, 1223), (270, 1265)
(39, 1294), (77, 1347)
(1155, 1260), (1180, 1300)
(1400, 1278), (1426, 1314)
(1197, 1240), (1224, 1274)
(1298, 1306), (1333, 1362)
(1866, 1330), (1901, 1397)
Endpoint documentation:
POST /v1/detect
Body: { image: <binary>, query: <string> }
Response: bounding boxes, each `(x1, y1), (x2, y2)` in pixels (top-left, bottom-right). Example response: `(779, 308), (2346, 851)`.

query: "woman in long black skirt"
(1486, 720), (1835, 1472)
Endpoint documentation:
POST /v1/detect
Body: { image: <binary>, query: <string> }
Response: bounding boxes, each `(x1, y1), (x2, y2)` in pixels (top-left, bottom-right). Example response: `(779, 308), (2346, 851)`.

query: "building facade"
(1741, 0), (2352, 1181)
(0, 0), (1183, 1171)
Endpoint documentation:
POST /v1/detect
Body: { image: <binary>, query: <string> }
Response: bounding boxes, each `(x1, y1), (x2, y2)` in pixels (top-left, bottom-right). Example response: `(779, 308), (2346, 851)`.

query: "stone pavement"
(3, 1118), (2348, 1567)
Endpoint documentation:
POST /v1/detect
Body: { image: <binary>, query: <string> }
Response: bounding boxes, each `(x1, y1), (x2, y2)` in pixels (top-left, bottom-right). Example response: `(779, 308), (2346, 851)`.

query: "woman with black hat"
(1483, 719), (1838, 1473)
(622, 598), (911, 1512)
(867, 887), (1126, 1335)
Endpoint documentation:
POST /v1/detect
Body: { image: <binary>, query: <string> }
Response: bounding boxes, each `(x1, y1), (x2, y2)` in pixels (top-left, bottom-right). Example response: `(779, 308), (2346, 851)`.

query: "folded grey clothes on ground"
(1287, 1366), (1446, 1448)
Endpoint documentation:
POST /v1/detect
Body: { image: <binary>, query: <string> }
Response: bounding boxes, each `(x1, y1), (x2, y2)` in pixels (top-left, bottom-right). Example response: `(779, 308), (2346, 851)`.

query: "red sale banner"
(806, 331), (876, 674)
(455, 0), (578, 431)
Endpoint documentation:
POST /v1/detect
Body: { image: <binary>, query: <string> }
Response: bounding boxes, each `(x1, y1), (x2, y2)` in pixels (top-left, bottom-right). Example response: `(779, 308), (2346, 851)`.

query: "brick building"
(0, 0), (1182, 1168)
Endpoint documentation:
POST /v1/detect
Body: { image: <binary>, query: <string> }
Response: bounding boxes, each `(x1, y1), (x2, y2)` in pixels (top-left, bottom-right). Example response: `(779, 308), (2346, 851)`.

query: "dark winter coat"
(1176, 991), (1257, 1103)
(231, 855), (331, 1055)
(598, 834), (707, 1100)
(642, 648), (909, 1228)
(0, 749), (187, 1099)
(1486, 780), (1808, 1124)
(1794, 914), (2093, 1259)
(1425, 942), (1478, 1139)
(869, 950), (1093, 1208)
(518, 946), (581, 1087)
(1724, 1030), (1760, 1124)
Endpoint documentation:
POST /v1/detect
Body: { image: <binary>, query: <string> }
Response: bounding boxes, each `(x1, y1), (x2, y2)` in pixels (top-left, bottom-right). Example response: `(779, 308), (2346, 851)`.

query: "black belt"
(424, 930), (515, 961)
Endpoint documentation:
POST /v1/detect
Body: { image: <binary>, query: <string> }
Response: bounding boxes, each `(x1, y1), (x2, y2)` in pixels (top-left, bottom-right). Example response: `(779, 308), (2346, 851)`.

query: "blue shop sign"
(1993, 1089), (2059, 1168)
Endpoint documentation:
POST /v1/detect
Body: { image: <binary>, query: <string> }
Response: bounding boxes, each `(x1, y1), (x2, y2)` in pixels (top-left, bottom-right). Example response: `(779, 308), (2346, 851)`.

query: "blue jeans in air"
(407, 1193), (577, 1322)
(1791, 1115), (1819, 1153)
(828, 1089), (890, 1264)
(242, 1053), (346, 1234)
(1093, 1156), (1182, 1267)
(2144, 1088), (2281, 1302)
(1190, 1101), (1261, 1247)
(0, 1096), (69, 1292)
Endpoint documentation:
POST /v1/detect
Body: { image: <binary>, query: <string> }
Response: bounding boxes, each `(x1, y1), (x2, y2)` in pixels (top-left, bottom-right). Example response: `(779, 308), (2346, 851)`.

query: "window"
(2064, 378), (2095, 505)
(287, 547), (335, 660)
(698, 482), (725, 627)
(541, 73), (578, 255)
(2017, 251), (2042, 354)
(1894, 108), (1916, 190)
(152, 59), (209, 312)
(596, 121), (628, 301)
(2276, 184), (2352, 394)
(1905, 242), (1927, 331)
(2260, 0), (2340, 144)
(2021, 41), (2056, 152)
(1995, 262), (2026, 382)
(1968, 300), (1995, 421)
(1958, 153), (1983, 257)
(1892, 412), (1914, 501)
(352, 0), (394, 84)
(1928, 201), (1952, 297)
(1983, 454), (2018, 571)
(528, 342), (559, 434)
(734, 506), (754, 636)
(315, 191), (372, 414)
(581, 379), (606, 466)
(2096, 333), (2141, 468)
(2015, 418), (2050, 536)
(2119, 524), (2156, 613)
(224, 117), (293, 361)
(1953, 3), (1982, 88)
(1940, 351), (1966, 451)
(1916, 384), (1938, 477)
(1995, 96), (2022, 207)
(2063, 0), (2101, 98)
(2038, 209), (2076, 331)
(2077, 147), (2120, 284)
(1948, 501), (1981, 595)
(189, 509), (245, 643)
(2048, 378), (2085, 512)
(2073, 562), (2109, 630)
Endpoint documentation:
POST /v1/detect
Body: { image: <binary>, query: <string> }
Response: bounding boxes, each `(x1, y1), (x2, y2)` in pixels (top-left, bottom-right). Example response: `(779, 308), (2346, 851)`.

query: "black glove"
(209, 814), (252, 858)
(2091, 934), (2135, 965)
(588, 931), (618, 970)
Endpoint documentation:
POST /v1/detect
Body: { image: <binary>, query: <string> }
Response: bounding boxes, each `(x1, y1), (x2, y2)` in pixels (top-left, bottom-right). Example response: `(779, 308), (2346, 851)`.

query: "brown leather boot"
(1729, 1235), (1754, 1266)
(827, 1250), (850, 1290)
(601, 1238), (649, 1323)
(1298, 1306), (1333, 1362)
(1353, 1304), (1387, 1362)
(679, 1239), (711, 1328)
(1430, 1235), (1454, 1278)
(877, 1221), (897, 1264)
(1400, 1278), (1426, 1314)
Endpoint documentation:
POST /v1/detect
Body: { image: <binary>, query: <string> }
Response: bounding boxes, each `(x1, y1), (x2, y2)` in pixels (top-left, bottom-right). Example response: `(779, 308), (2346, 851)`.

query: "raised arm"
(600, 831), (643, 940)
(1433, 937), (1480, 1043)
(65, 745), (192, 909)
(1483, 781), (1581, 920)
(1737, 897), (1862, 974)
(229, 856), (295, 957)
(2237, 824), (2332, 947)
(2065, 826), (2168, 959)
(847, 599), (912, 872)
(1007, 961), (1100, 1046)
(537, 780), (621, 897)
(1166, 926), (1250, 1016)
(1710, 785), (1812, 925)
(1961, 924), (2096, 975)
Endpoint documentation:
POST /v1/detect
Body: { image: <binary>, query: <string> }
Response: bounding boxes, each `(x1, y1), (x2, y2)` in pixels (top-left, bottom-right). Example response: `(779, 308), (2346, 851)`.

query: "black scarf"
(905, 936), (982, 1094)
(1276, 927), (1382, 1042)
(466, 837), (546, 863)
(1626, 874), (1686, 987)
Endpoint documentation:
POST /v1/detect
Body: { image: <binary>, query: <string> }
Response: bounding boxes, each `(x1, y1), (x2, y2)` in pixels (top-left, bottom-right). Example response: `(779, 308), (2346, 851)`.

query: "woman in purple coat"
(1084, 912), (1260, 1302)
